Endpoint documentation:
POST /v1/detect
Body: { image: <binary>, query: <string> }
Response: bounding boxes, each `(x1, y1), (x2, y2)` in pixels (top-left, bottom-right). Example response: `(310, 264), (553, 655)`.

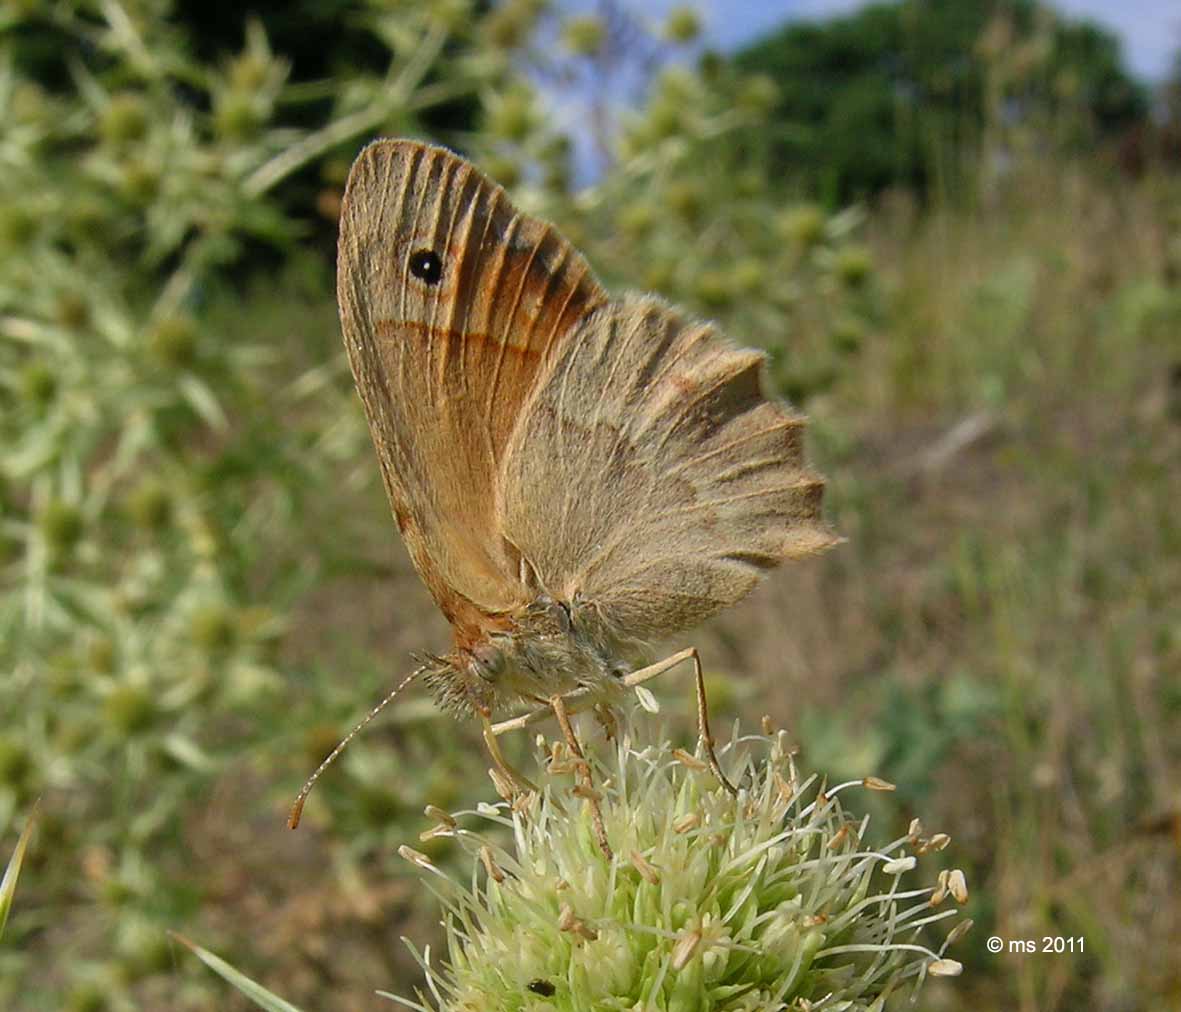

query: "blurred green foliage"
(1, 0), (1179, 1010)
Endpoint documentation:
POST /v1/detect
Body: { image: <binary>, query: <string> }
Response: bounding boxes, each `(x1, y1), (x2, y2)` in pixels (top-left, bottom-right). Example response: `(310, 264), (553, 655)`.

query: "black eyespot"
(408, 249), (443, 285)
(526, 979), (556, 997)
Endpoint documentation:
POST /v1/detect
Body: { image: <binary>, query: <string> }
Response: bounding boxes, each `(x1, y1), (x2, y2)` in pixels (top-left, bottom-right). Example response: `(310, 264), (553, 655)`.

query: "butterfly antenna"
(287, 666), (423, 829)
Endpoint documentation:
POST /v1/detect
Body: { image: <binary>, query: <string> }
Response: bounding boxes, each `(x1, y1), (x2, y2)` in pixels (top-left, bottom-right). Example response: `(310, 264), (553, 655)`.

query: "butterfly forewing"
(337, 140), (606, 641)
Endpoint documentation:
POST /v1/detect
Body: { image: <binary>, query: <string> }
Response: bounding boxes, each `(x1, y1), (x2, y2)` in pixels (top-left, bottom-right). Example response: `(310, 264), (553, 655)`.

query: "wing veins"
(666, 418), (804, 475)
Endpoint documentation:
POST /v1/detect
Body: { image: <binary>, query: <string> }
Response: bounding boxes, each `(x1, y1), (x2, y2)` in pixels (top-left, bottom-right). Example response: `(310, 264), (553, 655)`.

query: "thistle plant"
(393, 718), (968, 1011)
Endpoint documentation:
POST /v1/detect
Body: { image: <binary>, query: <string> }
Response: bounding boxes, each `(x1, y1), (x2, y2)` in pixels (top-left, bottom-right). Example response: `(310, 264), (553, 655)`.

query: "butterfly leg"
(550, 694), (613, 859)
(622, 648), (738, 797)
(480, 711), (538, 794)
(490, 650), (738, 797)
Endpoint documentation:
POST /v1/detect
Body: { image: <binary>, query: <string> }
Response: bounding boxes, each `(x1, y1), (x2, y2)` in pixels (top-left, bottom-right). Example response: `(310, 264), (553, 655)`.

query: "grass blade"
(171, 932), (306, 1012)
(1, 800), (39, 943)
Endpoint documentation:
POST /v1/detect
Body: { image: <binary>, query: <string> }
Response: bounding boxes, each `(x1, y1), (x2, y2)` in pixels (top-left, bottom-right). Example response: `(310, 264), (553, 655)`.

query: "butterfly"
(289, 139), (838, 847)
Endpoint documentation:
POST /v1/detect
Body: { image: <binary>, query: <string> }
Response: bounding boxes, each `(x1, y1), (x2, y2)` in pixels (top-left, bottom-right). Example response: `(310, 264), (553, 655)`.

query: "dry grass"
(249, 169), (1179, 1012)
(210, 158), (1181, 1011)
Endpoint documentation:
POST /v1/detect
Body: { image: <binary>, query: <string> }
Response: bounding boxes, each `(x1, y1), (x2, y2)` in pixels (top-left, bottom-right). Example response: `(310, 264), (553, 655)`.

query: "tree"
(734, 0), (1148, 202)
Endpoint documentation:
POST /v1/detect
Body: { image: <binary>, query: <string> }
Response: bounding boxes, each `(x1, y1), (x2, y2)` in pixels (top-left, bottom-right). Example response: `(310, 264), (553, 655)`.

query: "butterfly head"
(419, 648), (500, 718)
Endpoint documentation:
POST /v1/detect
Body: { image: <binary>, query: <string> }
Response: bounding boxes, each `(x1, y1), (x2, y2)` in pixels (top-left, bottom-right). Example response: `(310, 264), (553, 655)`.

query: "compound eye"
(471, 643), (504, 682)
(408, 249), (443, 285)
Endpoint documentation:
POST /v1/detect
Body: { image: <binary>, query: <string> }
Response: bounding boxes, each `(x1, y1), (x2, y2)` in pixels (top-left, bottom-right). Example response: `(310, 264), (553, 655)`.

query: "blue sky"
(688, 0), (1179, 80)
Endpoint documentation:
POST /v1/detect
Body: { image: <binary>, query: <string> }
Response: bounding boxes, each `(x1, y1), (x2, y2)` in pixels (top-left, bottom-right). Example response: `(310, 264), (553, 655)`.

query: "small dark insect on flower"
(527, 978), (557, 997)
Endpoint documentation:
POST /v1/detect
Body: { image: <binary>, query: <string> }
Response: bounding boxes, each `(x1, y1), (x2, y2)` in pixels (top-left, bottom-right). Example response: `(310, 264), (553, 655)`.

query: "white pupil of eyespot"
(411, 251), (441, 282)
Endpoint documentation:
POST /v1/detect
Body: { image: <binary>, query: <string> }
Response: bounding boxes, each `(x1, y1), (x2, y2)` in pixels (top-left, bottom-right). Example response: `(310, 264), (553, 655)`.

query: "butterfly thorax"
(421, 596), (648, 719)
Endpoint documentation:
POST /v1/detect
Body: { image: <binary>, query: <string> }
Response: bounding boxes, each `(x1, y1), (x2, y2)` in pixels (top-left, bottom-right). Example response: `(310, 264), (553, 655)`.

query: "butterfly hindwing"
(498, 295), (838, 638)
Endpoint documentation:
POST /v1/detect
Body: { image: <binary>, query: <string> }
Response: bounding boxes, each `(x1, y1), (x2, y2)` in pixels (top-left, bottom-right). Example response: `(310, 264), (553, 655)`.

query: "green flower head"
(393, 721), (967, 1011)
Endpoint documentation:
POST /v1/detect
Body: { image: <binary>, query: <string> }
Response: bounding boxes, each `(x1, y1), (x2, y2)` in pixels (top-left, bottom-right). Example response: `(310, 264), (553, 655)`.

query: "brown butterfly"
(289, 139), (838, 848)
